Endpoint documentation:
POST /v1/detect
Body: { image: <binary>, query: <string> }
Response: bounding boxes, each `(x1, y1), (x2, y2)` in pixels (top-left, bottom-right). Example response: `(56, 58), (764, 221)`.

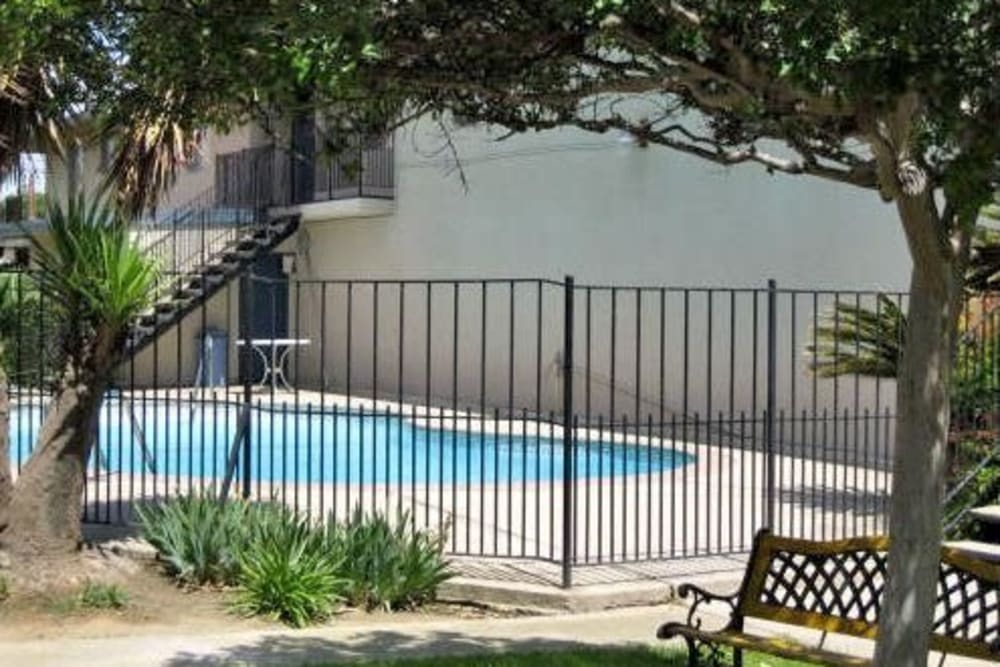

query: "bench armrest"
(676, 583), (740, 630)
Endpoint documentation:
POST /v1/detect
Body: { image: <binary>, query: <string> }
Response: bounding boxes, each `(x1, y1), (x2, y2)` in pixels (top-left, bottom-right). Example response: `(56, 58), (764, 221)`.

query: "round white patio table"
(235, 338), (311, 391)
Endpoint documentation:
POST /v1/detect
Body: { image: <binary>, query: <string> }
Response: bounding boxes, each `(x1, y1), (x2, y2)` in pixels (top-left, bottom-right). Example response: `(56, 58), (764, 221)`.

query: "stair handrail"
(944, 443), (1000, 537)
(137, 184), (267, 295)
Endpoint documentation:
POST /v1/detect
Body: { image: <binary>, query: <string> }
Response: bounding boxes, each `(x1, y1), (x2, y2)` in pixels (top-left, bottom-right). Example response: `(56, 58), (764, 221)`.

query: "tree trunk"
(0, 367), (10, 531)
(874, 208), (963, 665)
(1, 371), (109, 556)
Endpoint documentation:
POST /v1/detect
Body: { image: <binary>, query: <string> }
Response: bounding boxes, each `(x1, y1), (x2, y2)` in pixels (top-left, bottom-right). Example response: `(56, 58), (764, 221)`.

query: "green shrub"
(78, 581), (129, 610)
(139, 493), (452, 625)
(135, 492), (249, 586)
(329, 508), (451, 611)
(0, 574), (9, 601)
(231, 506), (344, 627)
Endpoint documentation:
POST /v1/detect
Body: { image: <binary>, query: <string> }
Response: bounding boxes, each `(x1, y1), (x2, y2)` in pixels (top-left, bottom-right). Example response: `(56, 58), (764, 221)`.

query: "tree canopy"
(4, 2), (996, 222)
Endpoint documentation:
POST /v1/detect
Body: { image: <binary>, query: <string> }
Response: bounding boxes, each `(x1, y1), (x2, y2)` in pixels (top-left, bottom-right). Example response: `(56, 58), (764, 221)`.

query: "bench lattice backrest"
(735, 531), (1000, 660)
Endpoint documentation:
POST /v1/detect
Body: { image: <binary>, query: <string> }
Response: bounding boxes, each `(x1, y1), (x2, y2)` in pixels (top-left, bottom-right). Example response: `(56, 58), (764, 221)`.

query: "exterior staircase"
(942, 297), (1000, 559)
(123, 130), (393, 357)
(126, 188), (300, 355)
(947, 505), (1000, 562)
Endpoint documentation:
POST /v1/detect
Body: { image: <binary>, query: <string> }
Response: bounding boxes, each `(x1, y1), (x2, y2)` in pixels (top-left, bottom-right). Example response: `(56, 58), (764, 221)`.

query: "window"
(98, 137), (117, 173)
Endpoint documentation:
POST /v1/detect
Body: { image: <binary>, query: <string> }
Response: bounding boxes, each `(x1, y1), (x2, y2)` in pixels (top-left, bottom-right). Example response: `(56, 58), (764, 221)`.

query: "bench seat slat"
(660, 624), (871, 666)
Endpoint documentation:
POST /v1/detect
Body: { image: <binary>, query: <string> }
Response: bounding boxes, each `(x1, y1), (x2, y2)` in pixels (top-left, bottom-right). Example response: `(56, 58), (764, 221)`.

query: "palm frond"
(966, 204), (1000, 291)
(100, 99), (202, 219)
(29, 195), (160, 348)
(805, 294), (905, 378)
(0, 65), (64, 179)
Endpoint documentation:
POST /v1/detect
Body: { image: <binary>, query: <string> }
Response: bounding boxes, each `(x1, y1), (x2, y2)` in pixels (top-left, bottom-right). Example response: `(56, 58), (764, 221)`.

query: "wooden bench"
(658, 530), (1000, 666)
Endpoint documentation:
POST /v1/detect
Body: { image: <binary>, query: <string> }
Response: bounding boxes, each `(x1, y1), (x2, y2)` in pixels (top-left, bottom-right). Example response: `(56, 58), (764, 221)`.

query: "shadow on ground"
(163, 629), (615, 666)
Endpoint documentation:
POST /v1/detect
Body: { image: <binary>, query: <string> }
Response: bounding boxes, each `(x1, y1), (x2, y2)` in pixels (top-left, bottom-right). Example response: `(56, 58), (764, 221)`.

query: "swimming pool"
(10, 401), (693, 484)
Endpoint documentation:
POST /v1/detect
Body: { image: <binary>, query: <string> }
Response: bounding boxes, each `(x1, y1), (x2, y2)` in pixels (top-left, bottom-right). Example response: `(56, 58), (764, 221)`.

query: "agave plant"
(232, 504), (345, 627)
(136, 493), (250, 586)
(328, 507), (451, 611)
(806, 294), (906, 379)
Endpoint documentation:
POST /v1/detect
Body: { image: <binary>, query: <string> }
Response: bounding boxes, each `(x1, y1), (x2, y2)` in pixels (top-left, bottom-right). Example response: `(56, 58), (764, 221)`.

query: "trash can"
(196, 328), (228, 387)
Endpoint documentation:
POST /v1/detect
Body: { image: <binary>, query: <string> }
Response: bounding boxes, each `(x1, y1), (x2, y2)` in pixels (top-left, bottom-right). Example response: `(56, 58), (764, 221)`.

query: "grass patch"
(311, 647), (816, 666)
(47, 581), (129, 614)
(78, 582), (129, 610)
(0, 574), (9, 602)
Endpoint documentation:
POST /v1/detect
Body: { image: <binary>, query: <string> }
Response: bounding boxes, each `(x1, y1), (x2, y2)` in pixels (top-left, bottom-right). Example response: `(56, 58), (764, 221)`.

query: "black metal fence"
(3, 268), (925, 585)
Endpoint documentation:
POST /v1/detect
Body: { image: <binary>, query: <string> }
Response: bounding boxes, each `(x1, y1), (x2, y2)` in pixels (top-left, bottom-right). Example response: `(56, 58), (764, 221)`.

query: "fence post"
(765, 278), (777, 530)
(561, 275), (575, 589)
(239, 271), (253, 500)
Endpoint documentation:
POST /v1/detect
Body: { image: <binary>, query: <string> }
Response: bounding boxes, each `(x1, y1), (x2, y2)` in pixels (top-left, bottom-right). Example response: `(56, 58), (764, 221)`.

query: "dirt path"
(1, 604), (677, 666)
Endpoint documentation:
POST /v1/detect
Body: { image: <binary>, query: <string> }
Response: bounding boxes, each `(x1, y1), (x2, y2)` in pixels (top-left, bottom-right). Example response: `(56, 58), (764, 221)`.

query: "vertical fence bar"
(239, 273), (253, 499)
(765, 279), (777, 530)
(561, 275), (575, 588)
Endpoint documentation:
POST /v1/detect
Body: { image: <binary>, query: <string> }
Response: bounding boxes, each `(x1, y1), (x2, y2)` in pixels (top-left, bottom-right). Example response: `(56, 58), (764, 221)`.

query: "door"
(239, 253), (289, 384)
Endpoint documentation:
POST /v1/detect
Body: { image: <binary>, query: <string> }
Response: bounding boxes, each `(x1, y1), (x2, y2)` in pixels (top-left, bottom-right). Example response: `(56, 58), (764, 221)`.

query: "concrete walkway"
(2, 602), (994, 667)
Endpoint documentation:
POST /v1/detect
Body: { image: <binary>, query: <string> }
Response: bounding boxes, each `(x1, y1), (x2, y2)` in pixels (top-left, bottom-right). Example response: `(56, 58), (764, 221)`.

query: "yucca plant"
(2, 195), (159, 555)
(135, 493), (249, 586)
(329, 508), (451, 611)
(806, 292), (1000, 433)
(232, 505), (345, 627)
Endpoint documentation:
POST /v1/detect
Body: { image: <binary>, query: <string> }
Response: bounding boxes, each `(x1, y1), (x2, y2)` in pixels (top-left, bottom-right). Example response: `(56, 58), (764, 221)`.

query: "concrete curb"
(439, 576), (675, 613)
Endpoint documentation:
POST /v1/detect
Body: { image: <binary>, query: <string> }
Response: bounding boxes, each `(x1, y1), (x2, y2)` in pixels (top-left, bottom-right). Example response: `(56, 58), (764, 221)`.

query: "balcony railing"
(215, 133), (394, 209)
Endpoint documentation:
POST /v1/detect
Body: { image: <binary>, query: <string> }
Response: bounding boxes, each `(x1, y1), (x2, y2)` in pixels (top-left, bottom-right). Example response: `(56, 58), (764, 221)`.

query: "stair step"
(154, 301), (180, 313)
(195, 261), (239, 276)
(193, 273), (226, 285)
(235, 239), (265, 251)
(944, 540), (1000, 561)
(968, 505), (1000, 525)
(222, 249), (258, 262)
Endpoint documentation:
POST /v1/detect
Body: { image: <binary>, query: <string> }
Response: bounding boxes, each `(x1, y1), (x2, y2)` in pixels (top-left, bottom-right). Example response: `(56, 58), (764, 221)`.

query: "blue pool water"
(10, 402), (693, 484)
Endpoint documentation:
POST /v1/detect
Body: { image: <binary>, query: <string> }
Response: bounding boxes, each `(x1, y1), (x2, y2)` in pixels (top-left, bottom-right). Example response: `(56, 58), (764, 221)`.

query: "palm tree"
(1, 195), (158, 555)
(809, 199), (1000, 381)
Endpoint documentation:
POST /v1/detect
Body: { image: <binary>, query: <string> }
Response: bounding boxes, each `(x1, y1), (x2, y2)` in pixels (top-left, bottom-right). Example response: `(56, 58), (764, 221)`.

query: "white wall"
(299, 120), (910, 290)
(45, 124), (266, 213)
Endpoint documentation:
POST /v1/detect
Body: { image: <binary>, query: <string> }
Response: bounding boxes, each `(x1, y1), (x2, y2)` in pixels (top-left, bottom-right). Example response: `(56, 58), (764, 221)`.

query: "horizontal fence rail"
(13, 271), (991, 585)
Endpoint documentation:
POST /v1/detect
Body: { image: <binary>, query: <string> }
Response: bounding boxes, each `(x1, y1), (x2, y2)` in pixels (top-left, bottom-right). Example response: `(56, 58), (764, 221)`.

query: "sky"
(0, 153), (47, 198)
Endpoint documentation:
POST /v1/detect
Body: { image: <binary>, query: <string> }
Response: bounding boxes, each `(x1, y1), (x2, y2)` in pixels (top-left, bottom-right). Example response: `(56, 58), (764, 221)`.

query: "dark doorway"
(239, 253), (289, 383)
